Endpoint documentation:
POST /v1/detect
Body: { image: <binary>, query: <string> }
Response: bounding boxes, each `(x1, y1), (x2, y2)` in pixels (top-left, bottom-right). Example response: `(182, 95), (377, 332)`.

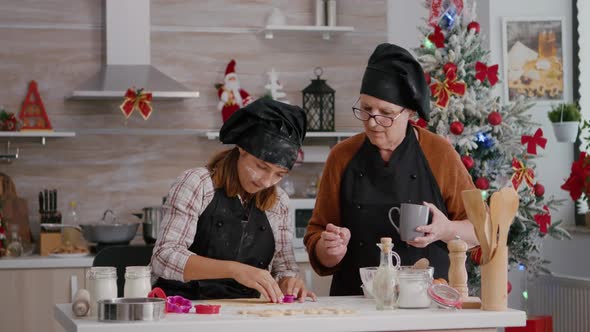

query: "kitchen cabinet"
(0, 267), (87, 332)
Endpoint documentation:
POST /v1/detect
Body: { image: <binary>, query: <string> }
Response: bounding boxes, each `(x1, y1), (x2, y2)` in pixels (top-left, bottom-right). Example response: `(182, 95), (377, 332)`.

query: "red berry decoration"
(450, 121), (464, 135)
(461, 155), (474, 170)
(475, 177), (490, 190)
(488, 111), (502, 126)
(534, 183), (545, 197)
(467, 21), (480, 34)
(507, 281), (512, 294)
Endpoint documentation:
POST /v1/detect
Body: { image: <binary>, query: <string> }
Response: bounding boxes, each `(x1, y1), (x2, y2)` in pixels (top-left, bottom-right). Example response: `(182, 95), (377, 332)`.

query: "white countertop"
(54, 296), (526, 332)
(0, 249), (309, 270)
(0, 255), (95, 269)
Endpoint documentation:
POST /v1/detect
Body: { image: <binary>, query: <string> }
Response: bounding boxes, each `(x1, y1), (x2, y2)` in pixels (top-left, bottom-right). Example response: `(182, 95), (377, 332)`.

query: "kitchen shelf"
(263, 25), (354, 40)
(0, 131), (76, 145)
(196, 129), (358, 141)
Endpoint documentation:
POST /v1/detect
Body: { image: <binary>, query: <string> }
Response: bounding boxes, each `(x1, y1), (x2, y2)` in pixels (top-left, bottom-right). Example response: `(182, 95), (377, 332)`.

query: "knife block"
(480, 245), (508, 311)
(40, 232), (62, 256)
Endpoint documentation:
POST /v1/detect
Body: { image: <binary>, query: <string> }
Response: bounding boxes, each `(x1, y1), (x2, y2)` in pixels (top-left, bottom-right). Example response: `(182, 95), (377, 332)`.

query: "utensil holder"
(480, 245), (508, 311)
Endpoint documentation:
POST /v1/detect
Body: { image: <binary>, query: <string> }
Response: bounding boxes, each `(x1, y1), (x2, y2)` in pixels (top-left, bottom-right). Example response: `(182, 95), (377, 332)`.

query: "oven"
(289, 198), (315, 249)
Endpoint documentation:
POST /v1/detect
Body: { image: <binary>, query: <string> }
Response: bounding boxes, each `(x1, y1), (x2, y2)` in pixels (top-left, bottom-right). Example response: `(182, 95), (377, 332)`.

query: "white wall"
(387, 0), (590, 310)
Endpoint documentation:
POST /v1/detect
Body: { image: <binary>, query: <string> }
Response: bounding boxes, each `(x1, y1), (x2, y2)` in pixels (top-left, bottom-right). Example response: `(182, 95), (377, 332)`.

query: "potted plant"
(548, 102), (581, 142)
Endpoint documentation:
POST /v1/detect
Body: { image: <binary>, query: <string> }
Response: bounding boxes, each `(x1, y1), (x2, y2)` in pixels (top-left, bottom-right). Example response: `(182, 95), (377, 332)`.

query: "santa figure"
(217, 59), (252, 122)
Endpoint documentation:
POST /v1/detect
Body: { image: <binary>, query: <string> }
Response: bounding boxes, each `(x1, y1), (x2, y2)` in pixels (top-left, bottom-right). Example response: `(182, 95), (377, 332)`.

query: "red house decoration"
(19, 80), (53, 131)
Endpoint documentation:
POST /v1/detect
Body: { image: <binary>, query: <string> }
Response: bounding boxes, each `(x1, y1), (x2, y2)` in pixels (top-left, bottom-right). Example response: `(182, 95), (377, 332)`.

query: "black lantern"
(302, 67), (335, 131)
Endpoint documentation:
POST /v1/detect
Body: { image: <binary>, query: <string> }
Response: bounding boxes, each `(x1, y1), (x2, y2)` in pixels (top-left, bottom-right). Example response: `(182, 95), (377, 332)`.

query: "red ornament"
(487, 112), (502, 126)
(521, 128), (547, 155)
(467, 21), (480, 34)
(416, 118), (428, 128)
(507, 281), (512, 294)
(461, 155), (474, 170)
(425, 73), (431, 85)
(534, 183), (545, 197)
(470, 246), (482, 265)
(450, 121), (464, 135)
(475, 177), (490, 190)
(475, 61), (499, 86)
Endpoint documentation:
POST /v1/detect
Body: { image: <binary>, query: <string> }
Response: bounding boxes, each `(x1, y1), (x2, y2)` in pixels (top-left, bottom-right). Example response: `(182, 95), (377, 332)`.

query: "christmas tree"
(413, 0), (571, 293)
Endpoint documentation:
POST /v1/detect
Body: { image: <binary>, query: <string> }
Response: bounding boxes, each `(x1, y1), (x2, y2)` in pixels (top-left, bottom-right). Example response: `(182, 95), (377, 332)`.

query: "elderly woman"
(152, 98), (316, 302)
(304, 43), (478, 296)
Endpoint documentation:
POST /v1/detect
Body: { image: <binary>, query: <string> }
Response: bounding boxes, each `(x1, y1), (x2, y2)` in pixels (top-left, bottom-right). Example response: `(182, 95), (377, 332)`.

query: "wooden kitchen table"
(54, 296), (525, 332)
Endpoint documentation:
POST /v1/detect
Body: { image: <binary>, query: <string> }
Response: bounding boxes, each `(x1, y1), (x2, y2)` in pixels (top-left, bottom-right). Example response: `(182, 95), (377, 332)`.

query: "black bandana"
(361, 43), (431, 120)
(219, 98), (307, 170)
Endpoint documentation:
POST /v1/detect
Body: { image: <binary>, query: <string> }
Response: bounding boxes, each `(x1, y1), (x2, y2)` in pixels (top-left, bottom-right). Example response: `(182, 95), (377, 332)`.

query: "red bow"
(429, 63), (466, 108)
(120, 88), (153, 120)
(534, 206), (551, 234)
(521, 128), (547, 155)
(475, 62), (499, 86)
(511, 158), (535, 191)
(428, 26), (445, 48)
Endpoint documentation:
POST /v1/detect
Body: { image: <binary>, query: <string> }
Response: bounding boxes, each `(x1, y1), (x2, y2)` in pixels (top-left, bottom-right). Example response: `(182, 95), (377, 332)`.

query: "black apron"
(154, 189), (275, 300)
(330, 124), (450, 296)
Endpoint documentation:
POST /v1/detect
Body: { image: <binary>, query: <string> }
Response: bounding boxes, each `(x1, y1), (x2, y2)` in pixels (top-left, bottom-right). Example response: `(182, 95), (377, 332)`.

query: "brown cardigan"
(303, 125), (476, 276)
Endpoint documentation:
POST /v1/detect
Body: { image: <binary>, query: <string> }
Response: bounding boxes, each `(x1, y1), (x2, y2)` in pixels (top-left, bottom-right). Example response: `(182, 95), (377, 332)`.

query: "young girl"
(151, 98), (315, 303)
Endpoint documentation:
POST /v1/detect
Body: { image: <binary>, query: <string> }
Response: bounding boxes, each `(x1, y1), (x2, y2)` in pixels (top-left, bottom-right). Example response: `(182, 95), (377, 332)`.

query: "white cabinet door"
(0, 268), (86, 332)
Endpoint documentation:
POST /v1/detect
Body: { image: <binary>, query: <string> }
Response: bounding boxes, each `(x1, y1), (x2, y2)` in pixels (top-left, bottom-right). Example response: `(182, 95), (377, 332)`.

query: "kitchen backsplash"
(0, 0), (386, 235)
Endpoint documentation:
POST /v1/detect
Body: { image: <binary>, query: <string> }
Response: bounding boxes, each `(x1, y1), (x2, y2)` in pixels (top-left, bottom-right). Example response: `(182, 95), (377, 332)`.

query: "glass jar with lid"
(86, 266), (117, 315)
(396, 266), (434, 308)
(124, 266), (152, 298)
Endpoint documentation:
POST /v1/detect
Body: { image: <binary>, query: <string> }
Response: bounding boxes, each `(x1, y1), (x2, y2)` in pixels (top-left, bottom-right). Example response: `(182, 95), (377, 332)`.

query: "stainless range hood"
(70, 0), (199, 100)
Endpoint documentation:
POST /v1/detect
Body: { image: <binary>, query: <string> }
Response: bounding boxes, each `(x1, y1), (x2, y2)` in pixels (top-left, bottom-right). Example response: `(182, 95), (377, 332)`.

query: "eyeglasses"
(351, 98), (405, 128)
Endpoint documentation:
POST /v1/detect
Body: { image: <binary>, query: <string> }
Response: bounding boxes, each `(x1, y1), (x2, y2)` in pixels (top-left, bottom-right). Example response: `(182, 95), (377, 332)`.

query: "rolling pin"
(72, 289), (90, 317)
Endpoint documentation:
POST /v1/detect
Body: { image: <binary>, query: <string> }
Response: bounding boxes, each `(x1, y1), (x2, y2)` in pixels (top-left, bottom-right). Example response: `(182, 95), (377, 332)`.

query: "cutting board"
(0, 173), (31, 242)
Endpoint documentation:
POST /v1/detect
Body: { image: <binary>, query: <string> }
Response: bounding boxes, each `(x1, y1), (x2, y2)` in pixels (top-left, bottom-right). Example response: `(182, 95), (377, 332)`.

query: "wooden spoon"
(490, 187), (519, 261)
(461, 189), (492, 264)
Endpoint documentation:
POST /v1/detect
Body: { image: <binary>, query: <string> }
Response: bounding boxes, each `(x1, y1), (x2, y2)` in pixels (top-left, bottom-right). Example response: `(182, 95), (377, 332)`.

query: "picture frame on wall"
(502, 17), (566, 103)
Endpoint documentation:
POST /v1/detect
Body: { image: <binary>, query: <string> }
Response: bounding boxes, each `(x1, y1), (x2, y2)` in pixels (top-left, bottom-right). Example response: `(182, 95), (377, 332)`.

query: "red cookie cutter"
(194, 304), (221, 314)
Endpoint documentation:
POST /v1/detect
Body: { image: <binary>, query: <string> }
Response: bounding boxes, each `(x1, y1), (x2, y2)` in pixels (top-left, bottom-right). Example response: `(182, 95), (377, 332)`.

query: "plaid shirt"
(151, 167), (299, 282)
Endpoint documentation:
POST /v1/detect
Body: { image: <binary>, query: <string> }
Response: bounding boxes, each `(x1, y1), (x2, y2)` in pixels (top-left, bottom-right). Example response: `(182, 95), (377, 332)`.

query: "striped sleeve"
(150, 168), (215, 282)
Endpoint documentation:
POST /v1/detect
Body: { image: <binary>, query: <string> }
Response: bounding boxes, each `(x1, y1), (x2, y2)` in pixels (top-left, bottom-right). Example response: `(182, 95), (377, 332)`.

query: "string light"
(518, 263), (526, 271)
(424, 37), (434, 49)
(481, 190), (488, 201)
(522, 290), (528, 300)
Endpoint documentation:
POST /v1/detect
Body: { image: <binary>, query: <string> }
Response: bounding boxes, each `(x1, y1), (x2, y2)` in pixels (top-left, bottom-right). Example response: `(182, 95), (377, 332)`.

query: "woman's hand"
(230, 262), (283, 303)
(407, 202), (453, 248)
(278, 277), (317, 302)
(316, 223), (351, 267)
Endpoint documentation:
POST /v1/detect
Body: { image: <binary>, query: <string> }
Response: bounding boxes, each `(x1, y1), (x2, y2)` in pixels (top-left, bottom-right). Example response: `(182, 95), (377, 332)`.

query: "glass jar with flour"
(396, 266), (434, 308)
(86, 266), (117, 315)
(124, 266), (152, 298)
